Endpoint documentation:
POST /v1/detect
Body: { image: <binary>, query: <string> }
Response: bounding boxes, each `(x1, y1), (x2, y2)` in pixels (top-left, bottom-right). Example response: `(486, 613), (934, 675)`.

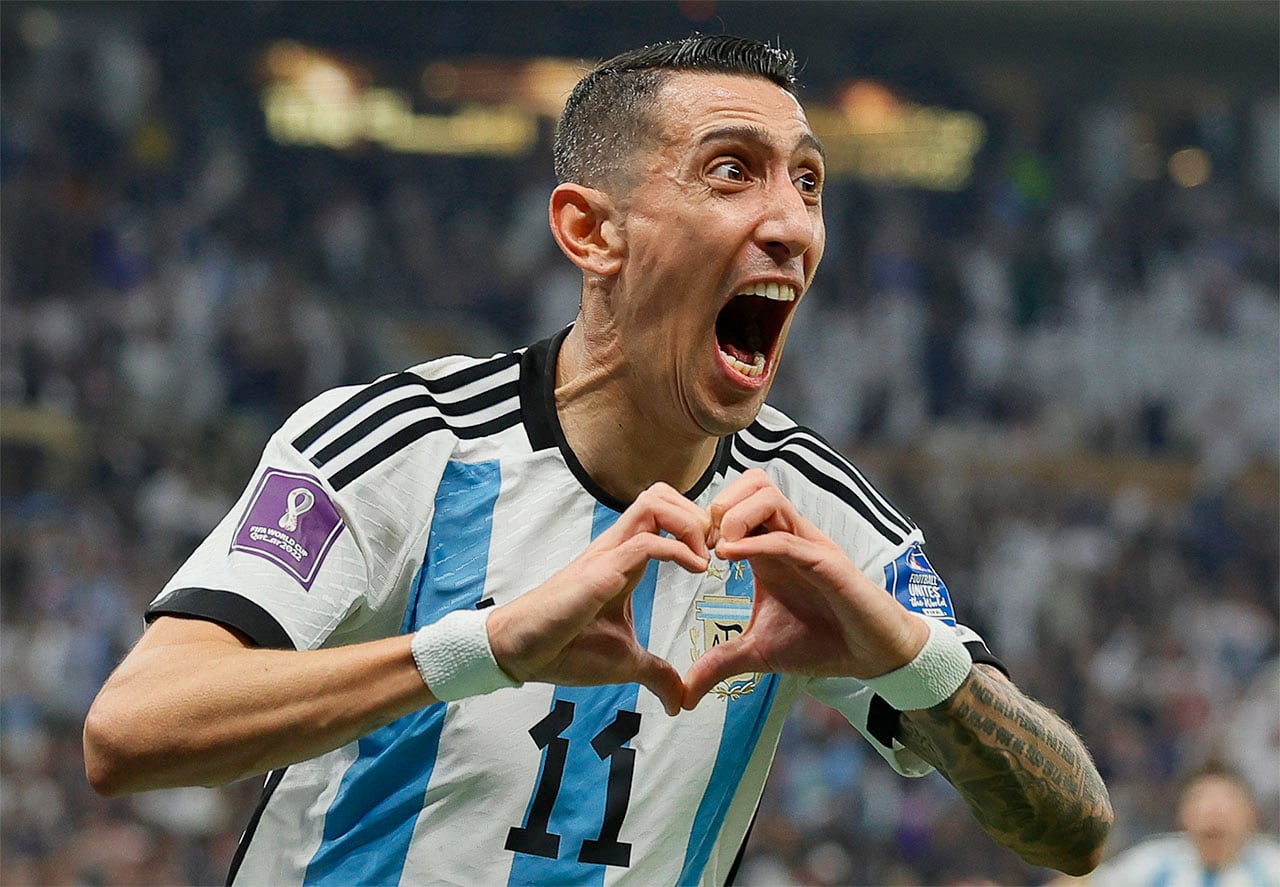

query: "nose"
(755, 177), (817, 263)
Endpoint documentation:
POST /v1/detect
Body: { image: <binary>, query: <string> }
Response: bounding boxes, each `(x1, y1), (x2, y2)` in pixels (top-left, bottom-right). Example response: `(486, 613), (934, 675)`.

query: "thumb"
(681, 640), (760, 710)
(633, 649), (685, 717)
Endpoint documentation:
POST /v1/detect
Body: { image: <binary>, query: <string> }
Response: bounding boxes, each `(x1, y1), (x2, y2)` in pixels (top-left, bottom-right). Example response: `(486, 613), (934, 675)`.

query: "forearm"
(896, 664), (1113, 875)
(84, 623), (437, 795)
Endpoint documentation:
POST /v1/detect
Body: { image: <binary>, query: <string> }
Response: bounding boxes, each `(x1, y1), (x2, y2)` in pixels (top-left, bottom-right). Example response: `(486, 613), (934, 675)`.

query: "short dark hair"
(1181, 758), (1255, 799)
(554, 35), (800, 188)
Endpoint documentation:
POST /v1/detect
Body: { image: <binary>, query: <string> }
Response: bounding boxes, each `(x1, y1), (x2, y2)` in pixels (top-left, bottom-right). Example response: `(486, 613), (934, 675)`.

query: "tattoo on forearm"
(897, 667), (1112, 870)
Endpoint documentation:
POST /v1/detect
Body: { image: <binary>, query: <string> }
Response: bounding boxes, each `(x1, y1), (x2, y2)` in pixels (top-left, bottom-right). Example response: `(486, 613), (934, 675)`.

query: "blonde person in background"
(1059, 761), (1279, 887)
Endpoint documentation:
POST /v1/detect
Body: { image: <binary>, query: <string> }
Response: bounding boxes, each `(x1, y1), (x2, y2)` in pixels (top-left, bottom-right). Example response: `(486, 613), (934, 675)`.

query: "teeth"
(739, 281), (796, 302)
(723, 350), (766, 377)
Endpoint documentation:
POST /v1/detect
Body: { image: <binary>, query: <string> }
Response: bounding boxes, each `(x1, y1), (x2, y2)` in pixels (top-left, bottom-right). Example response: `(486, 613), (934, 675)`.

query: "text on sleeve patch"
(230, 469), (345, 590)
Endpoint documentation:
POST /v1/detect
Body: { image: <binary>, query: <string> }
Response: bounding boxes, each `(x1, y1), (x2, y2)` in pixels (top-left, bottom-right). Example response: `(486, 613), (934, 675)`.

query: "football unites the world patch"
(884, 541), (956, 624)
(231, 469), (345, 590)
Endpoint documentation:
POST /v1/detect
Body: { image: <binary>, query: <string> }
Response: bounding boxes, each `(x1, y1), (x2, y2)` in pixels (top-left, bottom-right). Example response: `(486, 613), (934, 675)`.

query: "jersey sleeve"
(807, 506), (1004, 776)
(754, 419), (1004, 776)
(147, 425), (369, 650)
(146, 381), (449, 651)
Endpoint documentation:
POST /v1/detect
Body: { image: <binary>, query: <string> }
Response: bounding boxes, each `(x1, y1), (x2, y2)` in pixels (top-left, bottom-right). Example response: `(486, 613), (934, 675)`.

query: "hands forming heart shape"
(486, 469), (930, 716)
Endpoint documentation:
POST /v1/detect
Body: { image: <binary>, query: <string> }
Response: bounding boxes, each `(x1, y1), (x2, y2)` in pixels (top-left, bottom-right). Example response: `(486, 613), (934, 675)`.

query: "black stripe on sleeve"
(967, 641), (1008, 677)
(310, 380), (520, 468)
(145, 587), (295, 650)
(427, 350), (522, 393)
(327, 409), (521, 490)
(866, 693), (901, 748)
(728, 449), (906, 546)
(742, 423), (916, 536)
(291, 352), (521, 452)
(292, 373), (419, 452)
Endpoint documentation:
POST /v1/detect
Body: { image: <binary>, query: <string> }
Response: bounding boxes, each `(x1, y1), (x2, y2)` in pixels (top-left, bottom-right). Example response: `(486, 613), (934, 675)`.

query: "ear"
(548, 183), (625, 277)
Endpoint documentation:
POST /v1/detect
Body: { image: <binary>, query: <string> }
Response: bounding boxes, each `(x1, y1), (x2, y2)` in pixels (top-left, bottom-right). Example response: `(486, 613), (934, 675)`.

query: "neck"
(554, 323), (720, 505)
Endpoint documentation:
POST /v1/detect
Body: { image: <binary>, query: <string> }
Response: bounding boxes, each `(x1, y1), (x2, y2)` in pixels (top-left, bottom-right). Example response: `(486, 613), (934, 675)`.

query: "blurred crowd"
(2, 6), (1277, 885)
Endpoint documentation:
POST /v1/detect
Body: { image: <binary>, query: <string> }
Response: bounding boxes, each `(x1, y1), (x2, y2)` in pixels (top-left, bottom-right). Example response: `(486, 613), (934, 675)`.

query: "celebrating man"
(85, 35), (1112, 885)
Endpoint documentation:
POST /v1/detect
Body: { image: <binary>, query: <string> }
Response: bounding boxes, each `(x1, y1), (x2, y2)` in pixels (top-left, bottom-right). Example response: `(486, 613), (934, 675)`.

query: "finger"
(708, 469), (774, 530)
(609, 485), (713, 562)
(613, 533), (711, 577)
(633, 649), (686, 717)
(714, 530), (811, 563)
(681, 639), (763, 710)
(716, 485), (798, 544)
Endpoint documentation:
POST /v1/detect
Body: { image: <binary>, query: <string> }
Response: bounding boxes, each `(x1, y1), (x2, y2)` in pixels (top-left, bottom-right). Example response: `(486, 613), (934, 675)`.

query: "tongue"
(720, 340), (755, 363)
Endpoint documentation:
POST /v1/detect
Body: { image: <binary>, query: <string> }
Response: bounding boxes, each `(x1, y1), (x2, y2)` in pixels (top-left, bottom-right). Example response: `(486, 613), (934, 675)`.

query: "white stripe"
(429, 360), (521, 403)
(234, 743), (360, 885)
(298, 362), (520, 461)
(737, 424), (913, 531)
(315, 395), (519, 481)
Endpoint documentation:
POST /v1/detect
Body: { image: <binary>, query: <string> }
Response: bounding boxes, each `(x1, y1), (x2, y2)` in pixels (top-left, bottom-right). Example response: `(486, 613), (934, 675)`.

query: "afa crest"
(689, 559), (761, 700)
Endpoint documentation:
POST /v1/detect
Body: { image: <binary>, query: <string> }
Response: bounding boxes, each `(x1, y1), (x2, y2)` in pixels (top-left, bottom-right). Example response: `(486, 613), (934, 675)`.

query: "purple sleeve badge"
(230, 469), (345, 590)
(884, 541), (956, 624)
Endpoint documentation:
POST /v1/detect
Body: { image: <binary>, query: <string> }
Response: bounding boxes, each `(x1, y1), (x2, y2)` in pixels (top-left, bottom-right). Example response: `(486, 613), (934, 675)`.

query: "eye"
(795, 170), (821, 194)
(708, 160), (747, 182)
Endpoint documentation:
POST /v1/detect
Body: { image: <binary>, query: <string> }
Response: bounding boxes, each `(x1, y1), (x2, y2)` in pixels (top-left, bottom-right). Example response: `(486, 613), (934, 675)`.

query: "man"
(1069, 762), (1279, 887)
(84, 35), (1112, 885)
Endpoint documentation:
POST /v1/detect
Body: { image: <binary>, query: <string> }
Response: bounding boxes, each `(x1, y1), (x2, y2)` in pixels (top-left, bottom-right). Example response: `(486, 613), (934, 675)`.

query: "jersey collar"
(519, 326), (732, 512)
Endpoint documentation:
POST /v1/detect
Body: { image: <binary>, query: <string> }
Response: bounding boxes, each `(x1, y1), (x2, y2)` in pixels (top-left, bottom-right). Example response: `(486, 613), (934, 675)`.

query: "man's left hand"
(681, 468), (930, 708)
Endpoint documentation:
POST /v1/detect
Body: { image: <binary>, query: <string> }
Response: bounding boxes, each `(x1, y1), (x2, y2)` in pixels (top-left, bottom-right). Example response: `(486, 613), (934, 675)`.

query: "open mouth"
(715, 281), (797, 379)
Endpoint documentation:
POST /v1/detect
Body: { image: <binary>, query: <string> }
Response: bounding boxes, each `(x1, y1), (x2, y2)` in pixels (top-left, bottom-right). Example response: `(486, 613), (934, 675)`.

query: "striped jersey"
(148, 329), (999, 887)
(1087, 834), (1280, 887)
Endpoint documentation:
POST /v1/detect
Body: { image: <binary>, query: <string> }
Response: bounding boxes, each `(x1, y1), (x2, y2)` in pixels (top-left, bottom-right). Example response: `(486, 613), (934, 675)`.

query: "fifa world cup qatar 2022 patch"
(884, 541), (956, 624)
(230, 469), (345, 590)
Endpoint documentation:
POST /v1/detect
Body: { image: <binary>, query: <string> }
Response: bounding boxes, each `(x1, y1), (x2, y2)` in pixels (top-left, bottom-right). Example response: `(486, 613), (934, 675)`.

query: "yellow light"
(1168, 147), (1212, 188)
(19, 8), (60, 48)
(809, 95), (987, 191)
(838, 81), (902, 130)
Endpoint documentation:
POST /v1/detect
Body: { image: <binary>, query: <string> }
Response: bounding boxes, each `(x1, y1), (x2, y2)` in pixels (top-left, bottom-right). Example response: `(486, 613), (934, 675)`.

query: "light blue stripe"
(677, 562), (781, 886)
(305, 460), (501, 886)
(697, 605), (755, 619)
(1243, 847), (1272, 887)
(507, 503), (657, 886)
(1150, 854), (1173, 887)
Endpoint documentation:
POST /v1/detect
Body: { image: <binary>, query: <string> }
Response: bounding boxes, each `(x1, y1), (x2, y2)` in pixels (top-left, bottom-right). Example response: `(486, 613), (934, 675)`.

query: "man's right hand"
(485, 482), (711, 715)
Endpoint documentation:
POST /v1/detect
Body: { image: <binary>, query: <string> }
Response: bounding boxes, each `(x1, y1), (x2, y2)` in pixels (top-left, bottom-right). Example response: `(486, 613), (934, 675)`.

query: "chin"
(692, 398), (765, 438)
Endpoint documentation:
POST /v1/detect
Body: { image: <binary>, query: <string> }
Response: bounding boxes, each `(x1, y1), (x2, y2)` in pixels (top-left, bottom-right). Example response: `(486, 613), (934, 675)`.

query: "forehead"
(649, 70), (817, 155)
(1182, 777), (1252, 813)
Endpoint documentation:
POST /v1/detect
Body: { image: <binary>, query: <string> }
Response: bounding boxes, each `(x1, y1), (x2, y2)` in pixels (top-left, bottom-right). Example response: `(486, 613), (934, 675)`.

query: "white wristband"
(411, 609), (521, 701)
(861, 616), (972, 711)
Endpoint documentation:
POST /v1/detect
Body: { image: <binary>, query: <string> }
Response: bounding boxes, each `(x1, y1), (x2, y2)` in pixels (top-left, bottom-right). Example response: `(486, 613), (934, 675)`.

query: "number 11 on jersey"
(505, 701), (642, 867)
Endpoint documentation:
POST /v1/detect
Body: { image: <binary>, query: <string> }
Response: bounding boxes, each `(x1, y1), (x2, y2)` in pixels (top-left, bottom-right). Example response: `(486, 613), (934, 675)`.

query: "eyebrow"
(697, 124), (827, 163)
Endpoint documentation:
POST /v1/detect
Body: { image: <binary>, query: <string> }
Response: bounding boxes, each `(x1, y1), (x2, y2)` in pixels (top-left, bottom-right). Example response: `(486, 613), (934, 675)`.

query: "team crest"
(689, 559), (761, 700)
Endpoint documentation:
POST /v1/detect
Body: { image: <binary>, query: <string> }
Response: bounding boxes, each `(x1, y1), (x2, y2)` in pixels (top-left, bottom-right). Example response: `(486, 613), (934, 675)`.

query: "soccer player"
(1063, 762), (1280, 887)
(84, 35), (1112, 885)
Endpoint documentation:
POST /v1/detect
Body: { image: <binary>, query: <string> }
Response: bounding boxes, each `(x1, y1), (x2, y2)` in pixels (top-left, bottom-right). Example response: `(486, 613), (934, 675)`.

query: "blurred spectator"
(1055, 761), (1280, 887)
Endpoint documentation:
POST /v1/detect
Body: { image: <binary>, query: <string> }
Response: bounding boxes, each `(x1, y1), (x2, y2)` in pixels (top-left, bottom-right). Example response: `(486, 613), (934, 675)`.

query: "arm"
(896, 664), (1113, 876)
(682, 469), (1112, 875)
(85, 483), (710, 796)
(83, 616), (436, 795)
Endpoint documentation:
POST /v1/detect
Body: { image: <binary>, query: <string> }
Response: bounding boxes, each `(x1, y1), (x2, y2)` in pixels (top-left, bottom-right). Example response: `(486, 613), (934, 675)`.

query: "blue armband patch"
(884, 542), (956, 624)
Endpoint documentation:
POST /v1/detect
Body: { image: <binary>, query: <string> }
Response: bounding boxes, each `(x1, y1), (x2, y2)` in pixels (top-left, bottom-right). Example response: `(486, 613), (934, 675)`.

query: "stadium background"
(1, 1), (1276, 884)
